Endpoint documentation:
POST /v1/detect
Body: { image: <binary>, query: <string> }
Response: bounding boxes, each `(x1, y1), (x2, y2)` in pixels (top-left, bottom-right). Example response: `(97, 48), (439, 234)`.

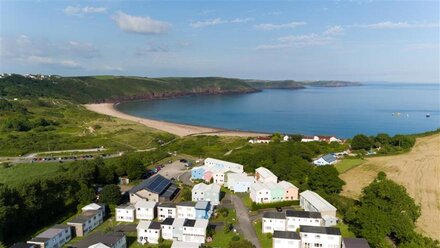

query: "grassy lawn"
(0, 162), (67, 187)
(253, 220), (272, 248)
(335, 158), (364, 173)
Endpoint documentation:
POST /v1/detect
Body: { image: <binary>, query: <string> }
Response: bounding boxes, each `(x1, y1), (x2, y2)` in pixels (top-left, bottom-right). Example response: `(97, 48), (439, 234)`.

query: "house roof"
(135, 200), (157, 209)
(193, 183), (221, 192)
(177, 201), (196, 207)
(68, 210), (100, 224)
(227, 173), (254, 183)
(255, 167), (277, 180)
(11, 243), (37, 248)
(81, 203), (104, 212)
(149, 221), (161, 230)
(159, 202), (176, 208)
(28, 237), (50, 243)
(33, 224), (70, 239)
(137, 221), (152, 230)
(251, 182), (268, 192)
(183, 219), (196, 227)
(256, 136), (272, 140)
(286, 210), (322, 218)
(129, 174), (171, 194)
(171, 241), (201, 248)
(299, 190), (337, 212)
(116, 203), (135, 210)
(322, 154), (337, 163)
(300, 225), (341, 235)
(343, 238), (371, 248)
(195, 201), (210, 210)
(273, 231), (300, 240)
(194, 219), (209, 229)
(172, 218), (186, 228)
(161, 183), (179, 199)
(263, 212), (286, 219)
(70, 232), (125, 248)
(278, 180), (298, 190)
(161, 218), (175, 226)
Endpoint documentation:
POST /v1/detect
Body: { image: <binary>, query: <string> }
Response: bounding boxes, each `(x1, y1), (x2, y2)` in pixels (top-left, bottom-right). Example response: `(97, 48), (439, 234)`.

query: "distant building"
(272, 231), (301, 248)
(129, 174), (179, 203)
(137, 221), (161, 244)
(161, 218), (208, 244)
(302, 135), (342, 143)
(135, 200), (157, 220)
(285, 210), (324, 231)
(158, 202), (177, 221)
(249, 136), (272, 144)
(191, 158), (244, 185)
(299, 225), (342, 248)
(255, 167), (278, 183)
(70, 232), (126, 248)
(192, 183), (221, 205)
(300, 190), (338, 226)
(278, 181), (299, 201)
(342, 238), (371, 248)
(115, 204), (135, 222)
(282, 135), (290, 142)
(301, 136), (320, 142)
(313, 154), (337, 166)
(250, 182), (272, 203)
(27, 224), (72, 248)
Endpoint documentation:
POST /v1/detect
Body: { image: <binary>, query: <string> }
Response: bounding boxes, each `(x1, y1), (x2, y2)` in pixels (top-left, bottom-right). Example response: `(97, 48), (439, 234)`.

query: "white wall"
(262, 218), (287, 234)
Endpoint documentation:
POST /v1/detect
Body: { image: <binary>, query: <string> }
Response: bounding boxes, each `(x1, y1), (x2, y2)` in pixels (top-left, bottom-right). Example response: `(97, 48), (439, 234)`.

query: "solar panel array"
(144, 175), (171, 194)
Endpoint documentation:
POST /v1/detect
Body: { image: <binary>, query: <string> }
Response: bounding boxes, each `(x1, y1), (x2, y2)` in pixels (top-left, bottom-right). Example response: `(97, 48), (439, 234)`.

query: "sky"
(0, 0), (439, 83)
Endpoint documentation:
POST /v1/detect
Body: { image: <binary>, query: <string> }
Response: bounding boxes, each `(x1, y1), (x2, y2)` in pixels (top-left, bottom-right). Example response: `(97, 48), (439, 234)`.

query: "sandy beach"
(84, 103), (269, 137)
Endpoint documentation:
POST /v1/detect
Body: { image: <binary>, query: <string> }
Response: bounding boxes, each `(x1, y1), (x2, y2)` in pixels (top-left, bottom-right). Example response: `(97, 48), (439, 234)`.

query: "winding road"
(230, 194), (261, 248)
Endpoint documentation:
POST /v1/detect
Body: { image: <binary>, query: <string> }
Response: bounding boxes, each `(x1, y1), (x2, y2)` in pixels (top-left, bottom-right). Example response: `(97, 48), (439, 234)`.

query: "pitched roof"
(137, 221), (151, 230)
(299, 190), (337, 212)
(135, 200), (157, 209)
(116, 203), (135, 210)
(343, 238), (371, 248)
(159, 202), (176, 208)
(177, 201), (197, 207)
(273, 231), (300, 240)
(193, 183), (221, 192)
(34, 224), (70, 239)
(81, 203), (104, 212)
(161, 218), (175, 226)
(161, 183), (179, 199)
(129, 174), (171, 194)
(255, 167), (277, 179)
(322, 154), (337, 163)
(300, 225), (341, 235)
(263, 212), (286, 219)
(194, 219), (209, 229)
(149, 222), (161, 230)
(68, 210), (100, 224)
(70, 232), (125, 248)
(278, 180), (298, 190)
(195, 201), (210, 210)
(183, 219), (196, 227)
(286, 210), (322, 218)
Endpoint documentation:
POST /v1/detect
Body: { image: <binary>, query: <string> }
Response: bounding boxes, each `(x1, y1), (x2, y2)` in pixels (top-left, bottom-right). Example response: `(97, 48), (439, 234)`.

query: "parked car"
(179, 159), (188, 163)
(276, 207), (283, 212)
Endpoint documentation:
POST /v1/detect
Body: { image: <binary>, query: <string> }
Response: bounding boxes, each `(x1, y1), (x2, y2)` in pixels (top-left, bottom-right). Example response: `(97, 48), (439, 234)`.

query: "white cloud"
(67, 41), (100, 59)
(323, 26), (344, 36)
(64, 6), (107, 16)
(349, 21), (439, 29)
(112, 11), (170, 34)
(25, 55), (81, 68)
(254, 22), (306, 31)
(190, 17), (254, 28)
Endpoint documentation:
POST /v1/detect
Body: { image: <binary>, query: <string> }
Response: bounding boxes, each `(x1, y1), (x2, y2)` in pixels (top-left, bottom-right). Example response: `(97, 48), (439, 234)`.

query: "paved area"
(157, 160), (189, 180)
(178, 171), (193, 186)
(230, 194), (261, 248)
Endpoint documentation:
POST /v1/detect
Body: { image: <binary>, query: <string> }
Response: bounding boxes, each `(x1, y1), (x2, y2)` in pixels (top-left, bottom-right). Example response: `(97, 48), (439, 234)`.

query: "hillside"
(340, 133), (440, 240)
(245, 79), (361, 89)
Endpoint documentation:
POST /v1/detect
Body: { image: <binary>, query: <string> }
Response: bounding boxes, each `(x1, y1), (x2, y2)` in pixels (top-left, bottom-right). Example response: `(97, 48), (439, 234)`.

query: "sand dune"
(84, 103), (269, 137)
(341, 133), (440, 239)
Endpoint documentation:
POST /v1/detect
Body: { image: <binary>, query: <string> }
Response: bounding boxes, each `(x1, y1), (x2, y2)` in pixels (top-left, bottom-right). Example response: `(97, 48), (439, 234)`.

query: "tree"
(346, 172), (422, 247)
(308, 166), (345, 194)
(126, 158), (145, 180)
(180, 187), (192, 201)
(375, 133), (391, 146)
(76, 184), (96, 205)
(229, 239), (255, 248)
(351, 134), (373, 150)
(99, 185), (121, 205)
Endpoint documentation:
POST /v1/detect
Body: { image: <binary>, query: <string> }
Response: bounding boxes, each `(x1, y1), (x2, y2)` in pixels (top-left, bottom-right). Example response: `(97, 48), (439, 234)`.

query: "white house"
(67, 211), (104, 237)
(282, 135), (290, 142)
(285, 210), (324, 231)
(262, 212), (287, 234)
(182, 219), (209, 244)
(176, 202), (196, 219)
(135, 200), (157, 220)
(204, 158), (244, 173)
(115, 204), (135, 222)
(27, 224), (72, 248)
(249, 136), (272, 144)
(299, 225), (342, 248)
(272, 231), (301, 248)
(137, 221), (161, 244)
(250, 182), (271, 203)
(313, 154), (337, 166)
(255, 167), (278, 183)
(226, 172), (255, 193)
(212, 168), (229, 185)
(161, 218), (175, 240)
(158, 202), (177, 221)
(81, 203), (106, 216)
(301, 136), (320, 142)
(192, 183), (221, 205)
(300, 190), (338, 226)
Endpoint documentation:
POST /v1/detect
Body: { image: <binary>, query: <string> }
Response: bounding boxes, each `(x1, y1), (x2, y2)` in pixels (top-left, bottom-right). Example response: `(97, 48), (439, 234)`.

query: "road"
(230, 194), (261, 248)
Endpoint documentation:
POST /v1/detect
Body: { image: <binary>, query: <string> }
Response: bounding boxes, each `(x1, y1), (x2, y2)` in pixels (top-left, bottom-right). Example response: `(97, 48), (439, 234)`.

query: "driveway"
(230, 194), (261, 248)
(157, 160), (189, 180)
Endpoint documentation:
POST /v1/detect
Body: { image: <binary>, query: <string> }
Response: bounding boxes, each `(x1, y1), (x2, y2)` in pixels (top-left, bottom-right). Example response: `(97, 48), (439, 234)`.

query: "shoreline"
(84, 103), (270, 137)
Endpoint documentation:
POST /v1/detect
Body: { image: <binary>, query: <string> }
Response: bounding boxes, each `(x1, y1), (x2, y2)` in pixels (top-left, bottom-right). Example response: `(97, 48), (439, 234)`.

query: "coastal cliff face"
(0, 74), (360, 104)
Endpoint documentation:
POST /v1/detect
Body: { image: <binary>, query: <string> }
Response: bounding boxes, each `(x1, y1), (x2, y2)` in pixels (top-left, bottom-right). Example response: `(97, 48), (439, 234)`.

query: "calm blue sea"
(116, 83), (440, 138)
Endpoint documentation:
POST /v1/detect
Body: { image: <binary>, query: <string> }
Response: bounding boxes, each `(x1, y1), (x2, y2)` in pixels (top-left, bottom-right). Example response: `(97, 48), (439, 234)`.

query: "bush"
(219, 207), (229, 217)
(251, 200), (299, 211)
(231, 236), (240, 241)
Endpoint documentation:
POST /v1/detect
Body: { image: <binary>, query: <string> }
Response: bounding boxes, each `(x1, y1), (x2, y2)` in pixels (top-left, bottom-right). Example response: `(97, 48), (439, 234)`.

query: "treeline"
(351, 133), (416, 154)
(328, 173), (439, 248)
(0, 150), (169, 245)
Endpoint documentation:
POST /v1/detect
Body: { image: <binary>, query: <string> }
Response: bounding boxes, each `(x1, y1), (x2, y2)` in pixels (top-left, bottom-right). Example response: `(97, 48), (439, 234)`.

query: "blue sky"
(0, 0), (439, 82)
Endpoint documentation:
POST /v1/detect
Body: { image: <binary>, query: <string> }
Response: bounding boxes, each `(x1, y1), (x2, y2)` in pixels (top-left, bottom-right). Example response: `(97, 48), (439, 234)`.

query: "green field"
(0, 162), (66, 187)
(335, 158), (364, 173)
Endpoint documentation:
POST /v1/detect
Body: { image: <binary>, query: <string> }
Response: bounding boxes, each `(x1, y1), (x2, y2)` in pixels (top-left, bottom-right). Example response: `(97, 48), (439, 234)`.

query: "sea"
(116, 83), (440, 138)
